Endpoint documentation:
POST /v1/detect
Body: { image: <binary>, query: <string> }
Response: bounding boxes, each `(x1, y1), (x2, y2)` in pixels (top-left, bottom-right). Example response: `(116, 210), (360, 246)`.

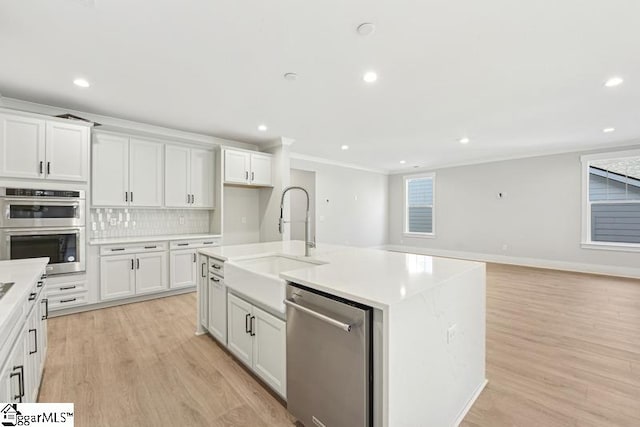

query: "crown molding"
(290, 152), (389, 175)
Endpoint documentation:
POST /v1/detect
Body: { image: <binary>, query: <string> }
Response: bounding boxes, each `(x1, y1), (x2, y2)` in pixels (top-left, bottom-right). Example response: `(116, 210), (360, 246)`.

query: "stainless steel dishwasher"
(285, 283), (373, 427)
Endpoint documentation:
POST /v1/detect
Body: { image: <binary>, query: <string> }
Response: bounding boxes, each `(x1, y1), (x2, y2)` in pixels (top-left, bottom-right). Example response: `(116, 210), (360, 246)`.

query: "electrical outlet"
(502, 243), (508, 251)
(241, 217), (247, 224)
(179, 216), (185, 225)
(447, 324), (457, 344)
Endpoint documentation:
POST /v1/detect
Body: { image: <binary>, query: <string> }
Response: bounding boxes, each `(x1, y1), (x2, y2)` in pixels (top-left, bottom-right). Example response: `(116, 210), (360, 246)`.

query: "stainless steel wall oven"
(0, 188), (86, 274)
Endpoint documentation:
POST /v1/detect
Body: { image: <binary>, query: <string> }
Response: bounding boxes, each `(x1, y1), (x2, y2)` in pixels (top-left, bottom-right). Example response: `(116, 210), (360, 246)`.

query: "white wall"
(259, 141), (291, 242)
(223, 186), (260, 244)
(388, 146), (640, 277)
(289, 169), (316, 241)
(290, 157), (388, 247)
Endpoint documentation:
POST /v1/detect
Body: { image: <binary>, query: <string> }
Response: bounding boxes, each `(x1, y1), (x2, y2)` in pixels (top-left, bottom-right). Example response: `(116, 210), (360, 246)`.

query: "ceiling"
(1, 0), (639, 172)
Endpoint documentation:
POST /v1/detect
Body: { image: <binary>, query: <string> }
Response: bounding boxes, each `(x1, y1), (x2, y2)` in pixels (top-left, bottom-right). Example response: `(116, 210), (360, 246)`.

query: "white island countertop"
(199, 240), (483, 309)
(0, 258), (49, 344)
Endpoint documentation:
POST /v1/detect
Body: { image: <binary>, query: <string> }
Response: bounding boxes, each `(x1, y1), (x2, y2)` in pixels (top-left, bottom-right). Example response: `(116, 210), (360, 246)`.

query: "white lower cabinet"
(100, 251), (167, 300)
(0, 270), (48, 404)
(135, 252), (168, 294)
(227, 293), (286, 398)
(170, 249), (197, 289)
(208, 274), (227, 344)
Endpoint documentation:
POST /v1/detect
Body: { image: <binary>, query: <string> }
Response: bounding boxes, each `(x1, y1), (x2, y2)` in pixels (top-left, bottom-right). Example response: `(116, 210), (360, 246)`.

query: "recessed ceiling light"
(258, 124), (267, 132)
(284, 72), (298, 81)
(357, 23), (376, 36)
(603, 127), (615, 133)
(341, 145), (349, 150)
(363, 71), (378, 83)
(399, 160), (406, 164)
(73, 78), (90, 88)
(604, 76), (624, 87)
(459, 137), (470, 144)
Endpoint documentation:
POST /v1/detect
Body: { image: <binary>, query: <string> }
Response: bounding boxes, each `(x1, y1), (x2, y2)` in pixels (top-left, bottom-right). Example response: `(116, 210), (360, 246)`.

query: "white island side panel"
(386, 264), (486, 427)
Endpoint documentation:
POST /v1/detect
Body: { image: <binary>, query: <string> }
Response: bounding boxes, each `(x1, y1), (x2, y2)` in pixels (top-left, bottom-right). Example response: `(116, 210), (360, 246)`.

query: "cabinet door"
(224, 150), (250, 184)
(208, 275), (227, 344)
(165, 145), (190, 207)
(45, 121), (89, 182)
(252, 306), (286, 397)
(100, 254), (135, 300)
(92, 134), (130, 207)
(129, 138), (163, 207)
(135, 252), (168, 294)
(39, 296), (48, 374)
(197, 255), (208, 329)
(227, 293), (253, 367)
(250, 153), (272, 186)
(2, 332), (26, 403)
(169, 249), (197, 289)
(0, 114), (46, 179)
(190, 148), (214, 208)
(25, 309), (40, 402)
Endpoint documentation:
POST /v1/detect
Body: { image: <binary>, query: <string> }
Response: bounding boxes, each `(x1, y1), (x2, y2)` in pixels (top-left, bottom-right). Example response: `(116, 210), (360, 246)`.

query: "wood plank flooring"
(39, 264), (640, 426)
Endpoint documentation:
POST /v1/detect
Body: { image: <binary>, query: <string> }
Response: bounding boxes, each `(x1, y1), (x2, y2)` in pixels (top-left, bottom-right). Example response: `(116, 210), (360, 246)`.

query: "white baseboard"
(454, 379), (488, 427)
(383, 245), (640, 279)
(49, 287), (196, 317)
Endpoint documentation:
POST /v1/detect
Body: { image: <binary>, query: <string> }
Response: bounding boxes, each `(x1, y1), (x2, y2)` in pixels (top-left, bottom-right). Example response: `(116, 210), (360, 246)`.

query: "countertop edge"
(89, 234), (222, 246)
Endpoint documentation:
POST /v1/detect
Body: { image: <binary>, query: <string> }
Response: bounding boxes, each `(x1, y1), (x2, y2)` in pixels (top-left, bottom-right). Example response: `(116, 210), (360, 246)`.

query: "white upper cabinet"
(92, 133), (129, 207)
(224, 149), (272, 187)
(93, 133), (165, 207)
(0, 112), (89, 182)
(190, 148), (214, 208)
(165, 145), (191, 207)
(45, 121), (89, 182)
(250, 153), (272, 186)
(0, 114), (45, 179)
(165, 144), (214, 208)
(224, 150), (251, 184)
(129, 138), (163, 207)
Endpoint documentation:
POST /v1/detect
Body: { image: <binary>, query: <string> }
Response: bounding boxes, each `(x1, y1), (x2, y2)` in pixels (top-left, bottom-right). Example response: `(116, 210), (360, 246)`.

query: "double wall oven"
(0, 188), (86, 274)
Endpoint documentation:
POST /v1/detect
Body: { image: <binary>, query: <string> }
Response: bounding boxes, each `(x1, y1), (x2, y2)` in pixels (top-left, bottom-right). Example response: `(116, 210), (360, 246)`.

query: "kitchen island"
(198, 241), (486, 427)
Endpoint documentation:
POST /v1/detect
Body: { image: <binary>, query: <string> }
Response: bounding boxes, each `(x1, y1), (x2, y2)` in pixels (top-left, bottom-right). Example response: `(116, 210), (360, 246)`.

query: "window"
(582, 150), (640, 251)
(404, 173), (435, 237)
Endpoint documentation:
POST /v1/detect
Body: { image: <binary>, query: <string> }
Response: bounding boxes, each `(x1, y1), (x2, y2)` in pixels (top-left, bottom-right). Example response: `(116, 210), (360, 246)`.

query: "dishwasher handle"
(284, 298), (352, 332)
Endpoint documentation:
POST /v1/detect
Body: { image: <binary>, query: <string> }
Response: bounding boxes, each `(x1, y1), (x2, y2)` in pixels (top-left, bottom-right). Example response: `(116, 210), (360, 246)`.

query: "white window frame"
(581, 148), (640, 253)
(403, 172), (436, 238)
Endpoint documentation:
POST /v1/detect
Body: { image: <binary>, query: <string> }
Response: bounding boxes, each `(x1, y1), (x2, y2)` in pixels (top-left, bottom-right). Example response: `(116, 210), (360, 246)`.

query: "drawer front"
(209, 258), (224, 276)
(170, 238), (221, 250)
(46, 280), (87, 297)
(47, 291), (89, 310)
(100, 241), (168, 256)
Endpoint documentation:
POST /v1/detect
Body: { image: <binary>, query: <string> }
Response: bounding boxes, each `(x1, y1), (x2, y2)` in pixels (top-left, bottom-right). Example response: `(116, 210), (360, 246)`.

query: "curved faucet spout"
(279, 186), (313, 256)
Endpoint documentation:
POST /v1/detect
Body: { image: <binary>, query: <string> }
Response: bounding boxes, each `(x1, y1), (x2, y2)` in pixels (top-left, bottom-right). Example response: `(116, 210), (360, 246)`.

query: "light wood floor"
(39, 264), (640, 426)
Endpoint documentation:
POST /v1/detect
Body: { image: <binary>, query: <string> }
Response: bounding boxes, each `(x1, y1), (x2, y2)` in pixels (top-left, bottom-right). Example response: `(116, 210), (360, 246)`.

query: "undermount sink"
(225, 255), (322, 313)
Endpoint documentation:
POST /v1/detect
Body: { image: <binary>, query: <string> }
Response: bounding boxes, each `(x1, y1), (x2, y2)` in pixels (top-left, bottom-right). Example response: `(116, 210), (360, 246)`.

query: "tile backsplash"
(90, 208), (210, 238)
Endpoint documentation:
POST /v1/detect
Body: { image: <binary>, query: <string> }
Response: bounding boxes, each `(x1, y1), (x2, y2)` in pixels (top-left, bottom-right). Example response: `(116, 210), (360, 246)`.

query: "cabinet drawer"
(209, 258), (224, 276)
(100, 241), (168, 256)
(47, 291), (88, 310)
(46, 280), (87, 297)
(170, 238), (221, 250)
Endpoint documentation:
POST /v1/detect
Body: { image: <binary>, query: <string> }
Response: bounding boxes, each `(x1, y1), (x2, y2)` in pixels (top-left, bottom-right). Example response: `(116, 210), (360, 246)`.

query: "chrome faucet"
(279, 186), (315, 256)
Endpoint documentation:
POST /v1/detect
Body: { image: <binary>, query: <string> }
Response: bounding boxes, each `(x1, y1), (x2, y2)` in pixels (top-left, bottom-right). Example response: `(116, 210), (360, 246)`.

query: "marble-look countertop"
(89, 233), (222, 246)
(0, 258), (49, 340)
(199, 240), (483, 309)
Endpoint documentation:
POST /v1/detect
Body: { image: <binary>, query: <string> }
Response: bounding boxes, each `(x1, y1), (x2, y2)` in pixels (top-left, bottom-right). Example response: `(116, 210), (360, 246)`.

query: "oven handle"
(284, 299), (353, 332)
(0, 227), (83, 236)
(2, 198), (82, 207)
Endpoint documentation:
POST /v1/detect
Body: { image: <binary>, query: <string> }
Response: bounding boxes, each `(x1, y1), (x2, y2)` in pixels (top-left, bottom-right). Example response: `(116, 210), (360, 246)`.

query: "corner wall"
(291, 157), (388, 247)
(387, 146), (640, 277)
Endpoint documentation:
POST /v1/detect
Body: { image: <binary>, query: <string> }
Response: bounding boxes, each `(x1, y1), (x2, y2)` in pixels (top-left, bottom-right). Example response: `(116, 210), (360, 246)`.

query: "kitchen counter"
(200, 240), (481, 309)
(89, 233), (222, 246)
(198, 240), (486, 427)
(0, 258), (49, 346)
